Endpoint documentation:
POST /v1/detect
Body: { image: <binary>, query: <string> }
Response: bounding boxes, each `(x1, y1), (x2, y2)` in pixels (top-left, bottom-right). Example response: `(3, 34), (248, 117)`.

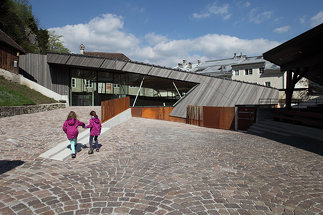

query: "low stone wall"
(0, 103), (66, 117)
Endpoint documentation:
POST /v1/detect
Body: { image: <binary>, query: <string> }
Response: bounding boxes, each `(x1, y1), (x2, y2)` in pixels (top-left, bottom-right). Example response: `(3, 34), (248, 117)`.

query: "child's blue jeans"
(89, 135), (99, 149)
(69, 138), (77, 154)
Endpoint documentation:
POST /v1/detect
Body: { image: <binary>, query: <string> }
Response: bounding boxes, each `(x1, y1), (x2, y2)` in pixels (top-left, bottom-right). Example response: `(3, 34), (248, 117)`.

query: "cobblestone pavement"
(0, 107), (322, 215)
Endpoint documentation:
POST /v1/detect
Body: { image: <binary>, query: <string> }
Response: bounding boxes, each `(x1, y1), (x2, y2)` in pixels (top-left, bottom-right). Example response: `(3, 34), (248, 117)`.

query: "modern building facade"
(19, 51), (278, 118)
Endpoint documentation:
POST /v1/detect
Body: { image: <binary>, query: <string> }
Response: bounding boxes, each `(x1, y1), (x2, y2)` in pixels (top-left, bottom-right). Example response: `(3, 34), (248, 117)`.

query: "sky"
(29, 0), (323, 67)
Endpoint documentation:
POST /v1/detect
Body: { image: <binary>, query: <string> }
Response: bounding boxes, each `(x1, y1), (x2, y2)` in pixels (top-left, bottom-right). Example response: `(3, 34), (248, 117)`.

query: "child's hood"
(91, 117), (100, 124)
(67, 118), (76, 125)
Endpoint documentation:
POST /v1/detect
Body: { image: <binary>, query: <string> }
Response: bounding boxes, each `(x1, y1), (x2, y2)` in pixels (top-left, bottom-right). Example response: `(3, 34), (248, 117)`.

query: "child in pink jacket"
(85, 111), (102, 154)
(62, 111), (85, 158)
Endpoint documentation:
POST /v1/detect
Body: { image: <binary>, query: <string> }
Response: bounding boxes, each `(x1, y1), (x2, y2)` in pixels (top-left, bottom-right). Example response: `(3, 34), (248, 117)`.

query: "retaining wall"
(0, 103), (66, 117)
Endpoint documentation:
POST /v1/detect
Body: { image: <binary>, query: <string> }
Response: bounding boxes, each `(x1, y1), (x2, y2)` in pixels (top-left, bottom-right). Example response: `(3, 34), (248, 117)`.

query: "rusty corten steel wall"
(203, 107), (235, 130)
(131, 107), (186, 123)
(186, 105), (203, 126)
(101, 97), (130, 123)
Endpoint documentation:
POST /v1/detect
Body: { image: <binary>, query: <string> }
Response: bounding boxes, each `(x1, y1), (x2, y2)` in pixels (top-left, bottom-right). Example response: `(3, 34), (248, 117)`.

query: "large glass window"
(70, 68), (96, 106)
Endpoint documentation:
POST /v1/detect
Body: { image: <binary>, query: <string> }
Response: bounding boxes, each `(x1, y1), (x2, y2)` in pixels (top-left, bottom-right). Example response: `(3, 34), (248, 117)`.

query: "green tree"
(48, 31), (70, 53)
(0, 0), (25, 45)
(0, 0), (38, 53)
(37, 29), (49, 54)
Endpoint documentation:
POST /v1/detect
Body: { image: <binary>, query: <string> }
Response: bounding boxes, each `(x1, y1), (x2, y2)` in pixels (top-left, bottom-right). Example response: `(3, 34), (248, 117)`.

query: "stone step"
(39, 108), (132, 161)
(258, 120), (323, 139)
(248, 125), (291, 136)
(49, 127), (110, 161)
(248, 120), (323, 141)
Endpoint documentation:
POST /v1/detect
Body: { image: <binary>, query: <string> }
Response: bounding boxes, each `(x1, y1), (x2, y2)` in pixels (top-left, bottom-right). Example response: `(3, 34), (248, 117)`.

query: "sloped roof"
(84, 52), (130, 61)
(170, 78), (278, 118)
(263, 23), (323, 85)
(0, 28), (25, 53)
(195, 55), (280, 75)
(193, 56), (246, 72)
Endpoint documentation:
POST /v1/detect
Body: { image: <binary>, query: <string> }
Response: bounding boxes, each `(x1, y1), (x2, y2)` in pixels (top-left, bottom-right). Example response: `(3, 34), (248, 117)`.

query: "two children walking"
(62, 110), (102, 159)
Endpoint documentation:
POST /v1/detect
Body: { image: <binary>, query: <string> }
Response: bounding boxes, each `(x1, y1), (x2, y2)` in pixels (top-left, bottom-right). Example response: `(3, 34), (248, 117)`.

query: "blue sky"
(30, 0), (323, 67)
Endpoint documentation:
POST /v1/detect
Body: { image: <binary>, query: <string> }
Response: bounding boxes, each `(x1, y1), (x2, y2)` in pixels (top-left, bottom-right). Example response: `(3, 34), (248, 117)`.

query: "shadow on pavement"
(0, 160), (24, 175)
(249, 132), (323, 156)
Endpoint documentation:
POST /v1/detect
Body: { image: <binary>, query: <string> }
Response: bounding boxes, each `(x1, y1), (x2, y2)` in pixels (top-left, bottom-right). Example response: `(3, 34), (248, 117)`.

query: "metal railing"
(258, 98), (279, 104)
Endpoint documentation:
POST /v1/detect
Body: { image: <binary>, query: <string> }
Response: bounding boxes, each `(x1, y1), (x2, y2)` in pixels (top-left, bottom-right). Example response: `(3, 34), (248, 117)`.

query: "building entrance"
(70, 68), (96, 106)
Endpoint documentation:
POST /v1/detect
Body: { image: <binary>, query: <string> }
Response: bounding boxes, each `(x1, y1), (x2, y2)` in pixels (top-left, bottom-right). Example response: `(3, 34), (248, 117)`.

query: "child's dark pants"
(89, 135), (99, 149)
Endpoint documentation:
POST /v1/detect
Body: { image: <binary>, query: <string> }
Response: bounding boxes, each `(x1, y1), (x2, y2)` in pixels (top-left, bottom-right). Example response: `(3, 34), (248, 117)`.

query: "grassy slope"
(0, 75), (57, 106)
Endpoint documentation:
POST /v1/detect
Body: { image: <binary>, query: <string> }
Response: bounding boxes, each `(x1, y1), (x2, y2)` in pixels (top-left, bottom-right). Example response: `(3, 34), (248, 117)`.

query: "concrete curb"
(39, 108), (132, 161)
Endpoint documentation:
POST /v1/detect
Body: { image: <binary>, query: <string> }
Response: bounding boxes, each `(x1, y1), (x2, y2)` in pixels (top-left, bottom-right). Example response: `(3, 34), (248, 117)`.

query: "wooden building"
(0, 29), (25, 74)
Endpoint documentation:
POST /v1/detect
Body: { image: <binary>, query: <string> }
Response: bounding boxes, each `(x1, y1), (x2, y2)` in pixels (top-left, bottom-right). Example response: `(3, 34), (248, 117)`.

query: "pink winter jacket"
(62, 118), (85, 139)
(86, 117), (102, 136)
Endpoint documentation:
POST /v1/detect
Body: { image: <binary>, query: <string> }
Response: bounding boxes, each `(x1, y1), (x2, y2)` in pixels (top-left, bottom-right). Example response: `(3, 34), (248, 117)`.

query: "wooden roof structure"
(263, 23), (323, 86)
(84, 52), (130, 61)
(0, 28), (25, 53)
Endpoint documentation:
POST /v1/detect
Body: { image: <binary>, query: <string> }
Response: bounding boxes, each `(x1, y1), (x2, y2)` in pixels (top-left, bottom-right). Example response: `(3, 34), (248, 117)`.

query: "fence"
(101, 96), (130, 123)
(258, 98), (279, 105)
(101, 99), (238, 130)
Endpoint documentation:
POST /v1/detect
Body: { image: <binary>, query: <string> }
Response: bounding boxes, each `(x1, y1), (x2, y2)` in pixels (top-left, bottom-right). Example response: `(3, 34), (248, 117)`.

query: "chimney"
(233, 53), (236, 58)
(80, 44), (85, 54)
(188, 62), (192, 69)
(183, 60), (187, 67)
(178, 63), (183, 68)
(197, 60), (201, 65)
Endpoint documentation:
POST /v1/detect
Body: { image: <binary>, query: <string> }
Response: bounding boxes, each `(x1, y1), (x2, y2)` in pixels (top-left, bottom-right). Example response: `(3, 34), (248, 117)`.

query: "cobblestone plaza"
(0, 107), (322, 215)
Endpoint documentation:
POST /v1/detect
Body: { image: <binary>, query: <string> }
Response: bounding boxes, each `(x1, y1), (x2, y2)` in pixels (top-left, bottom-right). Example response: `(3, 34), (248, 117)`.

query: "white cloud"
(299, 16), (306, 24)
(273, 25), (291, 33)
(49, 14), (139, 53)
(249, 8), (272, 24)
(310, 11), (323, 27)
(144, 33), (168, 46)
(193, 12), (210, 19)
(132, 34), (279, 67)
(244, 1), (251, 8)
(193, 2), (231, 20)
(49, 13), (279, 67)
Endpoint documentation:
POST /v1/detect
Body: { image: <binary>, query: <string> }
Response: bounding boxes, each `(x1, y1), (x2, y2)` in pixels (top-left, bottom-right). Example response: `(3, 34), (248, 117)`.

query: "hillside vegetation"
(0, 0), (69, 53)
(0, 75), (57, 106)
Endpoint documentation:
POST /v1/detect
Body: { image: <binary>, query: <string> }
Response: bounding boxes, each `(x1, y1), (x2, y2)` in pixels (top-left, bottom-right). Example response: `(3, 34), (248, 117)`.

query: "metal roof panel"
(47, 53), (70, 64)
(66, 55), (104, 68)
(168, 70), (189, 81)
(148, 67), (172, 78)
(122, 62), (152, 74)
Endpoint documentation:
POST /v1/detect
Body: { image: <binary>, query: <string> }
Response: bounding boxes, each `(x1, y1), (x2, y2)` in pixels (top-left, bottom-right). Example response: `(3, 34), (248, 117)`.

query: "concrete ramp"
(39, 108), (132, 161)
